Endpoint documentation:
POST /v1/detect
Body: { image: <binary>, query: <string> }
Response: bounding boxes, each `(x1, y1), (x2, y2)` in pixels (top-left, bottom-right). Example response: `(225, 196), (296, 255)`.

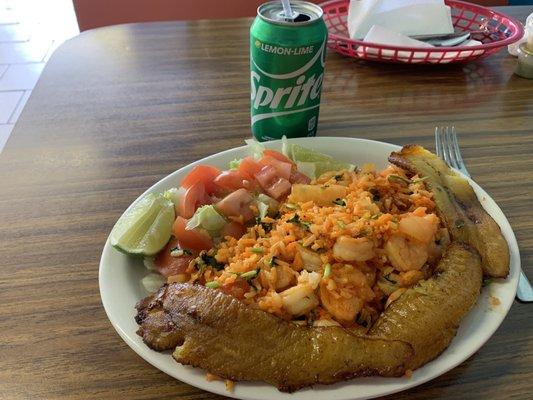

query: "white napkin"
(348, 0), (454, 40)
(359, 25), (484, 63)
(363, 25), (433, 48)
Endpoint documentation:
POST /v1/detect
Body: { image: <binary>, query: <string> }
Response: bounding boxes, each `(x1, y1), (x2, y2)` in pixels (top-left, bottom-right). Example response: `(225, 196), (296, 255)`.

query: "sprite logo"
(250, 40), (326, 126)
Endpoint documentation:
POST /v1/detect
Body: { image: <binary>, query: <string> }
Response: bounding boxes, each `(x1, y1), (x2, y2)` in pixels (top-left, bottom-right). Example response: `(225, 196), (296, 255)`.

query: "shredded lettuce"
(143, 257), (156, 271)
(257, 201), (269, 219)
(141, 273), (166, 293)
(245, 138), (265, 160)
(281, 135), (293, 159)
(186, 205), (226, 233)
(281, 135), (296, 161)
(229, 158), (242, 170)
(163, 187), (185, 208)
(296, 161), (316, 180)
(256, 193), (279, 219)
(257, 193), (273, 204)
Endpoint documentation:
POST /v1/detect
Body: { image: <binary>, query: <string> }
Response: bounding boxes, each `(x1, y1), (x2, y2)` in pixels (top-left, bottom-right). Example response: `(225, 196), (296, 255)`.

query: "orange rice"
(178, 164), (448, 329)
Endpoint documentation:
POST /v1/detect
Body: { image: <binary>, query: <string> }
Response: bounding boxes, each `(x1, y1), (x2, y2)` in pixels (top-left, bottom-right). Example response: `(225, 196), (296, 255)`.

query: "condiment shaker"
(515, 14), (533, 79)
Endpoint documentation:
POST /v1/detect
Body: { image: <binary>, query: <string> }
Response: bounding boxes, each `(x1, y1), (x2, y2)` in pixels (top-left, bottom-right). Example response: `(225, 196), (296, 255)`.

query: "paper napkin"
(348, 0), (454, 40)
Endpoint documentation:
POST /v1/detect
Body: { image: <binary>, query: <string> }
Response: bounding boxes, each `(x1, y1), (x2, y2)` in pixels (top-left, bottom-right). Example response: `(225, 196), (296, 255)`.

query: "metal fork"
(435, 126), (533, 303)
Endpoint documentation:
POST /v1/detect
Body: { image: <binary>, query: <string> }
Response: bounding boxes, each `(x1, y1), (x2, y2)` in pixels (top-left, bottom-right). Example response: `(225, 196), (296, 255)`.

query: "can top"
(257, 1), (323, 26)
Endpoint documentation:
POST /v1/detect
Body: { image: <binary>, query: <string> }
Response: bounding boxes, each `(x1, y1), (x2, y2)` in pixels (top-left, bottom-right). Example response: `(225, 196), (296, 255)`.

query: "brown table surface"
(1, 5), (532, 400)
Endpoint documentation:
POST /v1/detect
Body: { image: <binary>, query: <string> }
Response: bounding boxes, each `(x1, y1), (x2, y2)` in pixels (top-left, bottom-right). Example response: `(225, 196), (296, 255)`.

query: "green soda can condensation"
(250, 1), (327, 141)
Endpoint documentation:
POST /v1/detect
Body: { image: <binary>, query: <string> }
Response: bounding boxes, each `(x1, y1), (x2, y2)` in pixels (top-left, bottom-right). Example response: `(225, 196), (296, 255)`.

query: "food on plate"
(370, 242), (482, 369)
(110, 193), (175, 256)
(136, 143), (447, 328)
(112, 140), (509, 391)
(389, 145), (510, 278)
(136, 283), (413, 392)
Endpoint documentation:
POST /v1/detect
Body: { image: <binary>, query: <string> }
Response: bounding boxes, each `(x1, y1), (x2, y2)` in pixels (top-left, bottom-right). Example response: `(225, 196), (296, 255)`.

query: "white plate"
(99, 137), (520, 400)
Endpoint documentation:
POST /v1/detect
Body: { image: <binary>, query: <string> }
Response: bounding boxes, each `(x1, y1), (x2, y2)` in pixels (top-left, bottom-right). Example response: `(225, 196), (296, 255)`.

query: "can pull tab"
(280, 0), (296, 21)
(279, 0), (311, 22)
(276, 10), (311, 23)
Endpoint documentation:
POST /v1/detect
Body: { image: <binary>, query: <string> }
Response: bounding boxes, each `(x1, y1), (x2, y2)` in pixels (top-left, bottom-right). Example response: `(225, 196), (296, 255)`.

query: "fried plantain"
(389, 145), (509, 278)
(136, 283), (413, 392)
(370, 242), (483, 369)
(134, 145), (503, 390)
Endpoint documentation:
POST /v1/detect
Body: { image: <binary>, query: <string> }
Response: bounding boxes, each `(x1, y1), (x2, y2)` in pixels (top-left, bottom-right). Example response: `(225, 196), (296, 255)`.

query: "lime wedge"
(295, 161), (317, 180)
(314, 160), (355, 177)
(110, 193), (175, 256)
(288, 144), (356, 178)
(291, 144), (336, 163)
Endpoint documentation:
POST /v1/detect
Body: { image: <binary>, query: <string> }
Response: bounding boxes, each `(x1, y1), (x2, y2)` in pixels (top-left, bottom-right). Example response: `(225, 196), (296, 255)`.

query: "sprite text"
(251, 71), (323, 110)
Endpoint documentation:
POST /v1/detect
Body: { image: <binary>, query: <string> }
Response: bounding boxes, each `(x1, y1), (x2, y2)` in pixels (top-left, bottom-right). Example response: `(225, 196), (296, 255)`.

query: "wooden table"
(1, 6), (532, 400)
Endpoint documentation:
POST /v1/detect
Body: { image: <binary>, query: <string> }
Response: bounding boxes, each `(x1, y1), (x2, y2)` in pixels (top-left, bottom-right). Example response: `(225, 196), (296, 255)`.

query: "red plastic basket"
(320, 0), (524, 64)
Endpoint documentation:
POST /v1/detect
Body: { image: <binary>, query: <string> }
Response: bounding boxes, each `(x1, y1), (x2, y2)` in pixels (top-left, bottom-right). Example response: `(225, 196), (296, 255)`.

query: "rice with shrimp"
(174, 163), (449, 329)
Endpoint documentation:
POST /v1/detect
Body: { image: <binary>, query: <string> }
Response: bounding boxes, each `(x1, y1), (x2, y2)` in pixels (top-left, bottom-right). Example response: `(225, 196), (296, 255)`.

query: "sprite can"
(250, 1), (327, 141)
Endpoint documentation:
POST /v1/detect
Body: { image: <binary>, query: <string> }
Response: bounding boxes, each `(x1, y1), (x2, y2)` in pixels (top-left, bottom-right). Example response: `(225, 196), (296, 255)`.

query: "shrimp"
(385, 234), (429, 272)
(319, 264), (375, 325)
(275, 265), (297, 291)
(333, 236), (375, 262)
(398, 214), (439, 244)
(279, 283), (319, 317)
(259, 265), (297, 291)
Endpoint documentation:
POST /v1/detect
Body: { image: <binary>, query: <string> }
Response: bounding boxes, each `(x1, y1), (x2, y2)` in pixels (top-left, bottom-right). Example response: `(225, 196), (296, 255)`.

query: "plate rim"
(99, 136), (520, 400)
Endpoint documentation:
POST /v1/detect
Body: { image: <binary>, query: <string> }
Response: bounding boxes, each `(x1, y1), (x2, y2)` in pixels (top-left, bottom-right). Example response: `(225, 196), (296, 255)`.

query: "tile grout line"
(0, 61), (47, 65)
(0, 39), (31, 43)
(6, 89), (27, 124)
(0, 124), (14, 154)
(41, 39), (55, 62)
(0, 64), (7, 79)
(0, 89), (27, 94)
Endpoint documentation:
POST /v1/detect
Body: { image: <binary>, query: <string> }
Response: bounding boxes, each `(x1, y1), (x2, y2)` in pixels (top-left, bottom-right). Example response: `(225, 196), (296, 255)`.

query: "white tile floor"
(0, 0), (79, 153)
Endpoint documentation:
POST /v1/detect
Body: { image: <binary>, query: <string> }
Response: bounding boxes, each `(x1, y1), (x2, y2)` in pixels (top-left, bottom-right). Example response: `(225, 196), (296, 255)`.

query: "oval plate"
(99, 137), (520, 400)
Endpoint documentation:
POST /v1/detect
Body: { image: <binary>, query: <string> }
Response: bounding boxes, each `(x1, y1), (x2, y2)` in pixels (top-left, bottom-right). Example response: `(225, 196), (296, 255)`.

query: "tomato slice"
(172, 216), (213, 251)
(238, 156), (263, 180)
(220, 279), (251, 300)
(215, 188), (254, 221)
(181, 165), (221, 195)
(254, 165), (277, 188)
(154, 237), (195, 277)
(267, 177), (292, 200)
(213, 170), (247, 191)
(289, 169), (311, 184)
(221, 221), (246, 239)
(254, 165), (292, 200)
(259, 156), (292, 180)
(263, 149), (295, 166)
(179, 182), (208, 218)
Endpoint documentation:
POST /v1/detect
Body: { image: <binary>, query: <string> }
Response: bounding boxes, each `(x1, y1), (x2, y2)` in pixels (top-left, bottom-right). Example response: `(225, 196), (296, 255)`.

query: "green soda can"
(250, 1), (328, 142)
